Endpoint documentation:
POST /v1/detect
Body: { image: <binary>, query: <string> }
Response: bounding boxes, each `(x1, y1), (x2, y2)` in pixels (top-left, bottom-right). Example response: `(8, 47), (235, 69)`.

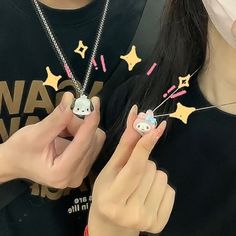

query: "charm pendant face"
(133, 110), (157, 135)
(71, 95), (94, 118)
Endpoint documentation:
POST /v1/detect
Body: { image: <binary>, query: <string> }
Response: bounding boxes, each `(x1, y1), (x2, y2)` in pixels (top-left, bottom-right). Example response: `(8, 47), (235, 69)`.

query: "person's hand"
(0, 92), (106, 188)
(88, 106), (175, 236)
(232, 21), (236, 39)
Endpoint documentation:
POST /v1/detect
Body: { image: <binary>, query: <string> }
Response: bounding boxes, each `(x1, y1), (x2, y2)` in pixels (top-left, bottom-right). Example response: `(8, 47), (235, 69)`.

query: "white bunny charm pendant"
(133, 110), (157, 135)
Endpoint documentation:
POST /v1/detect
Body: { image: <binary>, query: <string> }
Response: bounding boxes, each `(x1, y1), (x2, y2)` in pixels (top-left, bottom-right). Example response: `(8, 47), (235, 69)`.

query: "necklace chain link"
(32, 0), (110, 96)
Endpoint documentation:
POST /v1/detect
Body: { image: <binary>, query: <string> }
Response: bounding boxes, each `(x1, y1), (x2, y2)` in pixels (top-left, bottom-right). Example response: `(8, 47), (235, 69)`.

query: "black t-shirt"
(103, 78), (236, 236)
(0, 0), (147, 235)
(0, 0), (146, 140)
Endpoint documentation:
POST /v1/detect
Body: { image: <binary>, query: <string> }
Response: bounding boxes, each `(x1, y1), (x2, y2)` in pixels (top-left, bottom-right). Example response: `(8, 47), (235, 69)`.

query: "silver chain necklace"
(32, 0), (110, 117)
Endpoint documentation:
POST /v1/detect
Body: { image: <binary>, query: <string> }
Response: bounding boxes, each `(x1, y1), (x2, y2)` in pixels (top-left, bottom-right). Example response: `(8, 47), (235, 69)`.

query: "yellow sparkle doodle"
(43, 66), (62, 91)
(120, 45), (142, 71)
(74, 40), (88, 59)
(178, 74), (191, 89)
(170, 102), (196, 124)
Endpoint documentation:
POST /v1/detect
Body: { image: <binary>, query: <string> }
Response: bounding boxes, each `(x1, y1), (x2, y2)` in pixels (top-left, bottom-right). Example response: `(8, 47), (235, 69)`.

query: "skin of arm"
(88, 207), (139, 236)
(0, 144), (15, 183)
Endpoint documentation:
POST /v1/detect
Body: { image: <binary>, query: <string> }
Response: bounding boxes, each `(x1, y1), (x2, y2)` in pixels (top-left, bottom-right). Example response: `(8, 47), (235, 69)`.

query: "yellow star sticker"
(120, 45), (142, 71)
(43, 66), (62, 91)
(169, 102), (196, 124)
(178, 74), (191, 89)
(74, 40), (88, 59)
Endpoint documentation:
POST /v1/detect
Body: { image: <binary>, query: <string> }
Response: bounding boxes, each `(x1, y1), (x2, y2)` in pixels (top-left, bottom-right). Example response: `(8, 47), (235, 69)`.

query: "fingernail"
(91, 96), (99, 104)
(158, 120), (167, 131)
(130, 105), (138, 115)
(60, 96), (70, 111)
(154, 120), (167, 140)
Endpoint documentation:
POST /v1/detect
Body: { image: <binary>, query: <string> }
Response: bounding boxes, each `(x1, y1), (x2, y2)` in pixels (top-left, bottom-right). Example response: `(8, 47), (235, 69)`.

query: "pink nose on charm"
(133, 110), (157, 135)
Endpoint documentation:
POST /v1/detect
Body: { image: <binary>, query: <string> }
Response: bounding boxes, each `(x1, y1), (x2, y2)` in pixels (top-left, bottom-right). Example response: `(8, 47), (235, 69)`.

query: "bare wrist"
(88, 205), (139, 236)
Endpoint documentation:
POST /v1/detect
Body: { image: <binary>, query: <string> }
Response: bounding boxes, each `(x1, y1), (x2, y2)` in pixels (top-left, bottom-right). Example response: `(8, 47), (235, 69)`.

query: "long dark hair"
(97, 0), (209, 170)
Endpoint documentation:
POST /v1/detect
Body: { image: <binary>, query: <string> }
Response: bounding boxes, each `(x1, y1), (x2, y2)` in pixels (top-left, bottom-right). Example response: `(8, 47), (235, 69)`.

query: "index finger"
(106, 105), (141, 170)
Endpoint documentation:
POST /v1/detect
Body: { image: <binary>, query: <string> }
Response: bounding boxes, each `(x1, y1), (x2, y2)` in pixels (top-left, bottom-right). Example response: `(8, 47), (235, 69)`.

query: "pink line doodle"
(100, 55), (107, 73)
(92, 58), (98, 70)
(163, 85), (177, 98)
(147, 63), (158, 76)
(171, 90), (187, 99)
(64, 64), (72, 78)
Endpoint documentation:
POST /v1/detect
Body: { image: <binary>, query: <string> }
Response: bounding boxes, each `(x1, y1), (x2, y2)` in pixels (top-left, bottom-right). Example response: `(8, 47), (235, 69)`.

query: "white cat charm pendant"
(133, 110), (157, 135)
(71, 95), (94, 118)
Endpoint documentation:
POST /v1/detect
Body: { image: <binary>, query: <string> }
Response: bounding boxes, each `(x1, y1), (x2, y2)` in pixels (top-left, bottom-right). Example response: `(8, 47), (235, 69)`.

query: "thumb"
(35, 92), (74, 144)
(107, 105), (141, 169)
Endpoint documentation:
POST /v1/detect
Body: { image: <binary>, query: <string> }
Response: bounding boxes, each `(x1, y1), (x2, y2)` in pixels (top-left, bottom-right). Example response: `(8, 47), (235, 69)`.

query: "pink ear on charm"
(133, 110), (157, 135)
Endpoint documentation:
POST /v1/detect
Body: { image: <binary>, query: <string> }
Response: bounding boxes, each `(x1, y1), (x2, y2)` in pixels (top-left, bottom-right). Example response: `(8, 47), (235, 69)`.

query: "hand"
(0, 92), (106, 188)
(88, 105), (175, 236)
(232, 21), (236, 38)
